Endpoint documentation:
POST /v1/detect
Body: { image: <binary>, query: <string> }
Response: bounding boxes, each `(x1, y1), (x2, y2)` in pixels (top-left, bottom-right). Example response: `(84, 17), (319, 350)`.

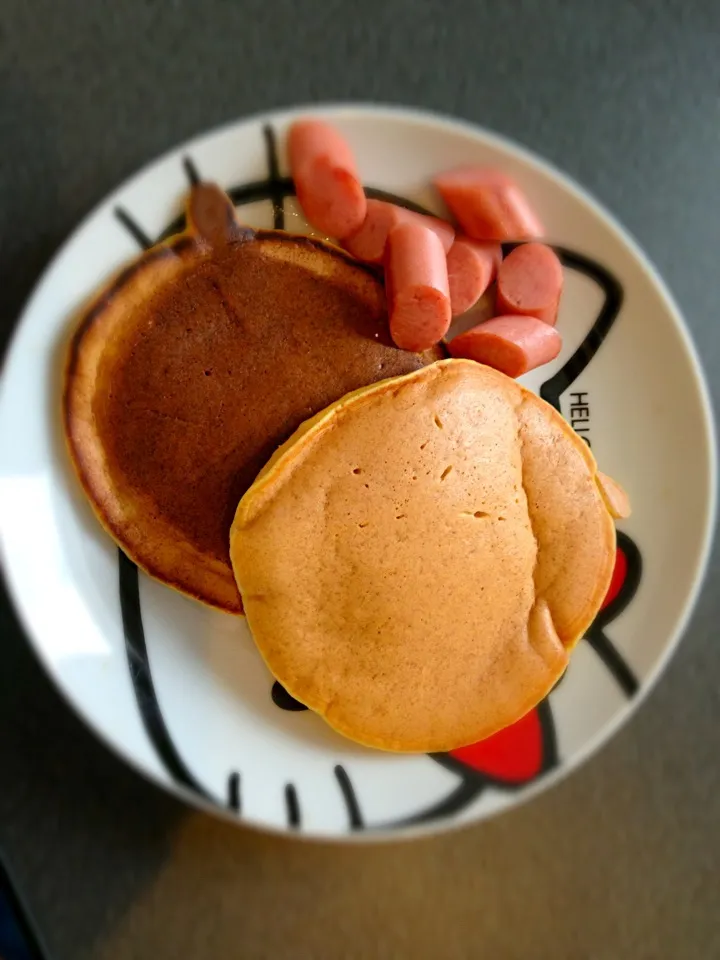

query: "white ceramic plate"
(0, 105), (715, 840)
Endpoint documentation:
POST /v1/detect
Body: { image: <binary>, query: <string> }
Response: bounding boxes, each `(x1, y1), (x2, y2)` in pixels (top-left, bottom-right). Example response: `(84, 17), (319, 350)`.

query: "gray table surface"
(1, 1), (719, 958)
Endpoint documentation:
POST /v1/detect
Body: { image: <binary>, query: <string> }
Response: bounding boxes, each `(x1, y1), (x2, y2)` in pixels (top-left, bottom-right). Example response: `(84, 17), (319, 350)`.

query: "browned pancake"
(230, 360), (627, 752)
(63, 184), (443, 613)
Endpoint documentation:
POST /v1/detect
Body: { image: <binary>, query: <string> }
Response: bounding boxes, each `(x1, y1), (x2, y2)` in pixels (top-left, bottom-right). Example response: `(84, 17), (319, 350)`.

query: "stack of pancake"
(64, 182), (628, 753)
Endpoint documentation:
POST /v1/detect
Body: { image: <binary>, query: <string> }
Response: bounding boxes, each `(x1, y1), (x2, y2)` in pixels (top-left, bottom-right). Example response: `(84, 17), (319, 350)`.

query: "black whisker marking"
(334, 765), (364, 830)
(227, 772), (242, 813)
(537, 695), (558, 771)
(114, 207), (153, 250)
(585, 628), (640, 697)
(119, 551), (214, 800)
(285, 783), (301, 828)
(183, 156), (201, 186)
(263, 125), (285, 230)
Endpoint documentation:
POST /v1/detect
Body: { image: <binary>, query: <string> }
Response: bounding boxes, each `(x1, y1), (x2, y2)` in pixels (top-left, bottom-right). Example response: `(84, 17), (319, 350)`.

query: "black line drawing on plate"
(285, 783), (301, 828)
(112, 121), (640, 832)
(227, 772), (242, 813)
(119, 551), (215, 801)
(183, 156), (201, 186)
(585, 531), (641, 696)
(539, 248), (623, 412)
(334, 764), (364, 830)
(114, 207), (152, 251)
(380, 696), (557, 830)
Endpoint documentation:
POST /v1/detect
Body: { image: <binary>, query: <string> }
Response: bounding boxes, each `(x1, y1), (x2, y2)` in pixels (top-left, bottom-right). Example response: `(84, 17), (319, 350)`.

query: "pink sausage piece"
(496, 242), (564, 326)
(448, 315), (562, 379)
(288, 119), (367, 238)
(343, 199), (455, 264)
(433, 167), (543, 242)
(446, 237), (502, 316)
(387, 222), (452, 353)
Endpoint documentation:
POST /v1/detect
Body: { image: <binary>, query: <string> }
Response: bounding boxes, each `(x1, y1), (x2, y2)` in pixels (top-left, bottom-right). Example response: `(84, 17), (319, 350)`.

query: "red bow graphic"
(448, 707), (546, 783)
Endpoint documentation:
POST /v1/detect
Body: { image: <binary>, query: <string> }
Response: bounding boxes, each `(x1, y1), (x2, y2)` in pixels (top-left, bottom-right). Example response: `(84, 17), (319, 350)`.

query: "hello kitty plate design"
(0, 105), (714, 839)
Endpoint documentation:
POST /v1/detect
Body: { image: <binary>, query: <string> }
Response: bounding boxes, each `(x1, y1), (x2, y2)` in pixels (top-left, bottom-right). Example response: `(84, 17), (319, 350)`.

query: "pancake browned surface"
(63, 184), (442, 613)
(231, 359), (626, 752)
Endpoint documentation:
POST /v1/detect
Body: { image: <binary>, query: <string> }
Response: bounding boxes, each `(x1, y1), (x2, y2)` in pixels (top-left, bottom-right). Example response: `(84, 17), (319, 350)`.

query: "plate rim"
(0, 101), (716, 841)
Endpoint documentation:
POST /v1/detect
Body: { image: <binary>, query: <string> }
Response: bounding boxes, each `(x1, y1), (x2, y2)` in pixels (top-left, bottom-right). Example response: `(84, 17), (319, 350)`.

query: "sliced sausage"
(496, 242), (564, 325)
(433, 167), (543, 242)
(446, 237), (502, 316)
(343, 199), (454, 264)
(387, 222), (452, 352)
(288, 119), (367, 238)
(448, 315), (562, 378)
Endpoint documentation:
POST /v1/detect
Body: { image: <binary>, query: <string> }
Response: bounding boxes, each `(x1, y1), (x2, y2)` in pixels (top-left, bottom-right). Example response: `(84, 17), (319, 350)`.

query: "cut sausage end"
(391, 287), (452, 352)
(450, 329), (530, 377)
(449, 315), (562, 378)
(447, 238), (502, 316)
(388, 222), (452, 352)
(496, 242), (564, 326)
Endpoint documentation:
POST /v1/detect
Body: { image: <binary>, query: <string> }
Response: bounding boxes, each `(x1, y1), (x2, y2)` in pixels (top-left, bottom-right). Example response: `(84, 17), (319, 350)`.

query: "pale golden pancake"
(230, 359), (626, 752)
(63, 183), (443, 613)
